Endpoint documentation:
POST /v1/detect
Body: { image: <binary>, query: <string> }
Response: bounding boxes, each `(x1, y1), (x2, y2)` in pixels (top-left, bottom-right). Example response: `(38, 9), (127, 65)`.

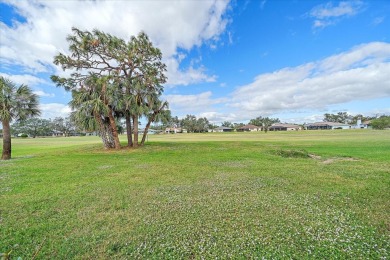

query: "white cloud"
(313, 19), (334, 29)
(165, 58), (217, 86)
(228, 42), (390, 121)
(198, 111), (238, 124)
(0, 72), (46, 86)
(310, 1), (362, 19)
(317, 42), (390, 74)
(33, 90), (55, 97)
(164, 91), (225, 115)
(39, 103), (71, 119)
(1, 0), (230, 85)
(309, 1), (364, 28)
(372, 16), (385, 26)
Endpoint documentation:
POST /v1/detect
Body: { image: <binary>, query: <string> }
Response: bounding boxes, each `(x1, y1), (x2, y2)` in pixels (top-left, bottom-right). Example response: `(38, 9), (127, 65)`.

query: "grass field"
(1, 130), (389, 258)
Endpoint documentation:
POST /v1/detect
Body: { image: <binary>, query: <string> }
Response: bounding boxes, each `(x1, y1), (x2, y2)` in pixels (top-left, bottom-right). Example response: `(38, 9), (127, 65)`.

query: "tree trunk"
(104, 117), (115, 149)
(125, 114), (133, 147)
(108, 108), (121, 149)
(1, 119), (12, 160)
(141, 115), (155, 146)
(133, 115), (139, 147)
(94, 112), (114, 149)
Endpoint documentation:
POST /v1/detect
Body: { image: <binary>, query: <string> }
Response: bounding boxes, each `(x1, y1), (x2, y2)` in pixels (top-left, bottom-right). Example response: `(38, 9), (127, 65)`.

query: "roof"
(238, 124), (260, 129)
(270, 123), (300, 128)
(215, 126), (233, 130)
(165, 127), (182, 131)
(305, 122), (350, 126)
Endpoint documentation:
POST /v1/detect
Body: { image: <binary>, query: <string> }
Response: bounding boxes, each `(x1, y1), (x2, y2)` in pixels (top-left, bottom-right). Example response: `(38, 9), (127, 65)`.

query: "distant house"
(213, 126), (234, 132)
(137, 129), (162, 135)
(165, 127), (183, 134)
(362, 120), (372, 129)
(269, 123), (301, 131)
(52, 130), (64, 137)
(147, 129), (163, 135)
(352, 119), (371, 129)
(237, 124), (261, 132)
(305, 122), (351, 130)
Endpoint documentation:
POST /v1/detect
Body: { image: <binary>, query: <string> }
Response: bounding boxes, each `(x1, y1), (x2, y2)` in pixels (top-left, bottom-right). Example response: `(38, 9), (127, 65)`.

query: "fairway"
(1, 130), (389, 258)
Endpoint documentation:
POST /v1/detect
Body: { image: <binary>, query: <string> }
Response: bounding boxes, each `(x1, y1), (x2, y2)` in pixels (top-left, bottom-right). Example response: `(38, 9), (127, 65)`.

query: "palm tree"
(140, 94), (169, 146)
(0, 77), (40, 160)
(69, 76), (121, 149)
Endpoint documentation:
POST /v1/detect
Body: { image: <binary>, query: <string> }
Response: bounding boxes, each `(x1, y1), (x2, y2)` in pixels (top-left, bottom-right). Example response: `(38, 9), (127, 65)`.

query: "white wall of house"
(331, 125), (351, 129)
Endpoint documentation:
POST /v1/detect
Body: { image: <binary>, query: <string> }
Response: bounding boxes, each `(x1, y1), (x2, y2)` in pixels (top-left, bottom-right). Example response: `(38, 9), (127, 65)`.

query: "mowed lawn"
(1, 130), (389, 259)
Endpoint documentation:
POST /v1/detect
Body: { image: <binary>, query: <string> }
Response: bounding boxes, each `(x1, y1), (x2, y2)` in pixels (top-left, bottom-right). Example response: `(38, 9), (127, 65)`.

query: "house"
(237, 124), (261, 132)
(213, 126), (234, 132)
(269, 123), (301, 131)
(363, 120), (372, 129)
(52, 130), (64, 137)
(147, 129), (162, 135)
(305, 122), (351, 130)
(165, 127), (183, 134)
(352, 119), (371, 129)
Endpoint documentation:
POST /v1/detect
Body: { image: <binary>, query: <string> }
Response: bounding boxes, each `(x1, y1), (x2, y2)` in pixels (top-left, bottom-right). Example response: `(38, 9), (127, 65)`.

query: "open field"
(1, 130), (389, 258)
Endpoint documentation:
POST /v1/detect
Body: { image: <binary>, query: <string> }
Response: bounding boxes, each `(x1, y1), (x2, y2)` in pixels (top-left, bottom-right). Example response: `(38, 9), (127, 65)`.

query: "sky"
(1, 0), (390, 125)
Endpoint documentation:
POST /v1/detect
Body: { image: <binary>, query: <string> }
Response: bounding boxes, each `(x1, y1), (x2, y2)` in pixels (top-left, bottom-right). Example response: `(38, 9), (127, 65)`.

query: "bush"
(20, 133), (28, 138)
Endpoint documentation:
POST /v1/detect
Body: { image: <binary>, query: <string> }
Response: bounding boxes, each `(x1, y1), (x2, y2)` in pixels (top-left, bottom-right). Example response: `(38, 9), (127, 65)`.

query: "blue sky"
(1, 0), (389, 124)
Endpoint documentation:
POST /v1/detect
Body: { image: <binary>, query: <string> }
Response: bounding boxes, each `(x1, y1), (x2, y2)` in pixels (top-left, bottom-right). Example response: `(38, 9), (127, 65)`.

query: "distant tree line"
(11, 117), (76, 138)
(152, 115), (282, 133)
(323, 112), (375, 124)
(323, 112), (390, 129)
(152, 114), (211, 133)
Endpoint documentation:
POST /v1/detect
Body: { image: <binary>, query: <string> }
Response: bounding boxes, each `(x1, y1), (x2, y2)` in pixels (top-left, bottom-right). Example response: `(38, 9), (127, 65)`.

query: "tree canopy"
(371, 116), (390, 130)
(51, 27), (168, 149)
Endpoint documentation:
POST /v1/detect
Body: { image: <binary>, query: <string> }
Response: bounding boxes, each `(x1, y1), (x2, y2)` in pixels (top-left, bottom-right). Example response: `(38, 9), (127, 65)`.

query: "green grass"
(1, 130), (389, 258)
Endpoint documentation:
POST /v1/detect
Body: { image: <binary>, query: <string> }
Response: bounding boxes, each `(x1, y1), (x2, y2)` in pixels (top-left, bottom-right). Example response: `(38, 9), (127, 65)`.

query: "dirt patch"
(308, 154), (322, 160)
(309, 154), (359, 164)
(322, 157), (359, 164)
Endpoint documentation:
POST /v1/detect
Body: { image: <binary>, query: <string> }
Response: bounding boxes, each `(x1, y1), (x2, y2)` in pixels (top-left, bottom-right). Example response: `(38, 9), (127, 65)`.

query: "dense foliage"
(51, 27), (168, 149)
(11, 117), (76, 137)
(371, 115), (390, 129)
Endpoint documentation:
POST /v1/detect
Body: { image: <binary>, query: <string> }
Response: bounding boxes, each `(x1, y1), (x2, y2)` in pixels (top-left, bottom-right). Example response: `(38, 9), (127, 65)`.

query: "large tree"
(12, 118), (51, 138)
(52, 116), (75, 137)
(52, 27), (167, 148)
(221, 121), (233, 128)
(180, 115), (210, 133)
(181, 115), (197, 133)
(323, 112), (352, 124)
(69, 76), (120, 148)
(0, 77), (40, 160)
